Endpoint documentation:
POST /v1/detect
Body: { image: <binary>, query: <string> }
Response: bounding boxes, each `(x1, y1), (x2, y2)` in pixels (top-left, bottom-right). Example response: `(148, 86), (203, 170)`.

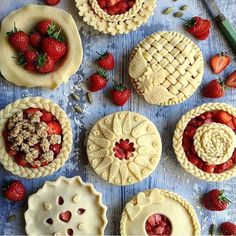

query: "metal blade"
(202, 0), (223, 18)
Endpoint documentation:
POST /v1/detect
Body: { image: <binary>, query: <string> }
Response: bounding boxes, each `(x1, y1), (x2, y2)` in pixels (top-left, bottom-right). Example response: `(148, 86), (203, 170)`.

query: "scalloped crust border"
(173, 103), (236, 181)
(0, 97), (73, 178)
(129, 31), (204, 106)
(120, 188), (201, 236)
(25, 176), (108, 235)
(75, 0), (156, 35)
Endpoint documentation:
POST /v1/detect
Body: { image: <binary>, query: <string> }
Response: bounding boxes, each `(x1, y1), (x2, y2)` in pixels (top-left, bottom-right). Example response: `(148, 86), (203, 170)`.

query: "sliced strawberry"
(182, 136), (192, 150)
(203, 164), (216, 173)
(47, 121), (62, 135)
(15, 154), (28, 167)
(97, 0), (106, 8)
(187, 154), (199, 166)
(195, 30), (210, 40)
(194, 19), (211, 36)
(41, 161), (49, 167)
(50, 144), (61, 155)
(128, 0), (135, 7)
(7, 147), (17, 156)
(226, 70), (236, 88)
(41, 111), (53, 123)
(215, 159), (233, 173)
(231, 149), (236, 163)
(226, 120), (235, 130)
(215, 111), (233, 124)
(184, 126), (197, 138)
(210, 52), (231, 74)
(24, 108), (41, 114)
(106, 0), (120, 7)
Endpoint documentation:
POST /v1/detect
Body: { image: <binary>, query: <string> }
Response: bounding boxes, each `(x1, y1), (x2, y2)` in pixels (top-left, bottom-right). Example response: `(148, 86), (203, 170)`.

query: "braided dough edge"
(120, 189), (201, 236)
(0, 97), (73, 178)
(173, 103), (236, 181)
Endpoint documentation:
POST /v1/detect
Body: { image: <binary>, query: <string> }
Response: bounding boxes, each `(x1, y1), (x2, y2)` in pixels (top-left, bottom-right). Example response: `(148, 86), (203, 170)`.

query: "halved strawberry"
(226, 70), (236, 88)
(24, 108), (41, 114)
(50, 144), (61, 155)
(41, 111), (53, 123)
(215, 111), (233, 124)
(47, 121), (62, 135)
(210, 52), (230, 74)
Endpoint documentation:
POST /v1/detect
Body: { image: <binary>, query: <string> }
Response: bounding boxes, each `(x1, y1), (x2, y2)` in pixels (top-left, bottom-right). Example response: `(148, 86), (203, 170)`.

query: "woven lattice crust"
(120, 189), (201, 236)
(0, 97), (72, 178)
(0, 4), (83, 89)
(173, 103), (236, 181)
(129, 32), (204, 106)
(75, 0), (156, 35)
(25, 176), (108, 235)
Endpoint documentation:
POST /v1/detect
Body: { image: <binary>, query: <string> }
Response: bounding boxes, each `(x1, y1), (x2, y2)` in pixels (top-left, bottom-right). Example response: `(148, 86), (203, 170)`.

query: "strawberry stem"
(219, 190), (231, 204)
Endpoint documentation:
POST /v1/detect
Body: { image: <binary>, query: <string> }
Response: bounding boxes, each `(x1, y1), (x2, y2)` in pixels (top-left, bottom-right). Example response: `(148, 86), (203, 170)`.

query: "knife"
(203, 0), (236, 52)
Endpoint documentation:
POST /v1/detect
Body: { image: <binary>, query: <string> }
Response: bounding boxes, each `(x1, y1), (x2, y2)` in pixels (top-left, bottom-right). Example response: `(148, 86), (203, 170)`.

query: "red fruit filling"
(182, 110), (236, 173)
(145, 214), (172, 236)
(113, 139), (135, 160)
(3, 108), (62, 168)
(97, 0), (136, 15)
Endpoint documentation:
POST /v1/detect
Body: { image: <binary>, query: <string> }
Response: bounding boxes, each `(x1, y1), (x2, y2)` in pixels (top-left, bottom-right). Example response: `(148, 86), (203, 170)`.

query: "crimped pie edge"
(173, 103), (236, 181)
(0, 97), (73, 178)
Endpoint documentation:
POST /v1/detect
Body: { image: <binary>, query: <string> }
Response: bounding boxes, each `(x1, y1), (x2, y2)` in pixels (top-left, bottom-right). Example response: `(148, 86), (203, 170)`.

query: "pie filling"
(145, 214), (172, 236)
(2, 108), (63, 168)
(183, 110), (236, 173)
(97, 0), (136, 15)
(113, 138), (135, 160)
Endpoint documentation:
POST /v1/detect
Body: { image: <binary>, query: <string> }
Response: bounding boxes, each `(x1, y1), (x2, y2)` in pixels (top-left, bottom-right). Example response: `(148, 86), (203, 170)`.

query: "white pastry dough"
(0, 4), (83, 89)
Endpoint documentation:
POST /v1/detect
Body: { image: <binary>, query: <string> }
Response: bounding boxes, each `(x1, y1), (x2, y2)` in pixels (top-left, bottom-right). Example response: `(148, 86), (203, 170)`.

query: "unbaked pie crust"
(25, 176), (108, 235)
(75, 0), (156, 35)
(0, 97), (72, 178)
(87, 111), (162, 185)
(173, 103), (236, 181)
(0, 4), (83, 89)
(129, 31), (204, 105)
(120, 189), (201, 236)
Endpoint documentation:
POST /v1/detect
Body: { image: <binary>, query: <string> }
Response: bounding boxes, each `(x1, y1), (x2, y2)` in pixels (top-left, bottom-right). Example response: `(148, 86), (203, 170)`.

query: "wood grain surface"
(0, 0), (236, 235)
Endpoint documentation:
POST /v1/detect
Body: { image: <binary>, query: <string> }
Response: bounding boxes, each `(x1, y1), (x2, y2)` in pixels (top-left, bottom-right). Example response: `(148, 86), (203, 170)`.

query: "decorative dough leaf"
(129, 48), (148, 79)
(128, 162), (141, 180)
(96, 156), (113, 170)
(109, 162), (120, 182)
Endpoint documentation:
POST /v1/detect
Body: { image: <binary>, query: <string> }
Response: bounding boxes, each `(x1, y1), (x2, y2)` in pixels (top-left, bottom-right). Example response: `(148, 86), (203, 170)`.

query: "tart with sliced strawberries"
(173, 103), (236, 181)
(0, 97), (72, 178)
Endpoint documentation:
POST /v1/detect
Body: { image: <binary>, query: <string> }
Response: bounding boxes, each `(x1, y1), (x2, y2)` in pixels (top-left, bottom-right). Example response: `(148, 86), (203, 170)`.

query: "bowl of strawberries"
(0, 4), (83, 89)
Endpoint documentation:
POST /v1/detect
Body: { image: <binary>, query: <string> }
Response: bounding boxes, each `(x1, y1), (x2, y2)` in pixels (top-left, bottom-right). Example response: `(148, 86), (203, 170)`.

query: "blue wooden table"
(0, 0), (236, 235)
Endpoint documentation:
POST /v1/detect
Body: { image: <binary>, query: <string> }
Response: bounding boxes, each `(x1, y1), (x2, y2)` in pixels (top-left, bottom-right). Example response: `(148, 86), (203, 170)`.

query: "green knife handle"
(216, 15), (236, 52)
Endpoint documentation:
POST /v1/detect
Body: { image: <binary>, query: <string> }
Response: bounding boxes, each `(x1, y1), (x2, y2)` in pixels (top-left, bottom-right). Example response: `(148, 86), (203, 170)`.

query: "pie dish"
(25, 176), (108, 235)
(0, 97), (72, 178)
(173, 103), (236, 181)
(120, 188), (200, 236)
(129, 31), (204, 105)
(75, 0), (156, 35)
(87, 111), (162, 185)
(0, 4), (83, 89)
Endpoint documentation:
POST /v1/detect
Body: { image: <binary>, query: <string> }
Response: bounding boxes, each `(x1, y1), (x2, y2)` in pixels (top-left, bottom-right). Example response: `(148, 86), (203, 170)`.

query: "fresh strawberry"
(41, 111), (53, 123)
(24, 63), (37, 72)
(202, 164), (216, 173)
(195, 30), (210, 40)
(215, 159), (234, 173)
(29, 32), (42, 48)
(111, 82), (131, 106)
(44, 0), (60, 5)
(15, 154), (28, 167)
(36, 20), (56, 35)
(97, 51), (115, 70)
(47, 121), (62, 135)
(215, 111), (233, 124)
(36, 54), (55, 73)
(210, 52), (230, 74)
(203, 79), (225, 98)
(202, 189), (231, 211)
(41, 37), (66, 62)
(50, 144), (61, 155)
(24, 50), (38, 64)
(220, 222), (236, 236)
(7, 24), (29, 52)
(89, 70), (108, 92)
(226, 71), (236, 88)
(3, 180), (26, 202)
(24, 108), (41, 114)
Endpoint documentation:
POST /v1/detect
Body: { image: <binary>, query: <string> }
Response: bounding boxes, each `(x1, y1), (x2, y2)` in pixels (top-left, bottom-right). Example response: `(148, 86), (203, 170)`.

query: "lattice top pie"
(75, 0), (156, 35)
(25, 176), (107, 235)
(87, 111), (162, 185)
(120, 189), (200, 236)
(129, 31), (204, 106)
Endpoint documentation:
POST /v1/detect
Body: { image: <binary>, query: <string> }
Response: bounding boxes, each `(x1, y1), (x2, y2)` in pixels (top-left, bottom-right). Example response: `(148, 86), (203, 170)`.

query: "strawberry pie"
(87, 111), (162, 185)
(173, 103), (236, 181)
(0, 97), (72, 178)
(120, 189), (200, 236)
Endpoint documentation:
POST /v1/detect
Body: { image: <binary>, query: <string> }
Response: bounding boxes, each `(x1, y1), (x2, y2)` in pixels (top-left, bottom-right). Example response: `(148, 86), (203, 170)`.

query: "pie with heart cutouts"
(173, 103), (236, 181)
(25, 176), (108, 236)
(129, 31), (204, 106)
(120, 189), (200, 236)
(87, 111), (162, 185)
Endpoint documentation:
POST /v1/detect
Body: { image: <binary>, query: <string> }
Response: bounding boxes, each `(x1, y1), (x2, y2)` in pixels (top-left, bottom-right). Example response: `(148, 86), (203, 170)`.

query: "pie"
(0, 4), (83, 89)
(129, 31), (204, 105)
(25, 176), (108, 235)
(87, 111), (162, 185)
(75, 0), (156, 35)
(173, 103), (236, 181)
(120, 189), (200, 236)
(0, 97), (72, 178)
